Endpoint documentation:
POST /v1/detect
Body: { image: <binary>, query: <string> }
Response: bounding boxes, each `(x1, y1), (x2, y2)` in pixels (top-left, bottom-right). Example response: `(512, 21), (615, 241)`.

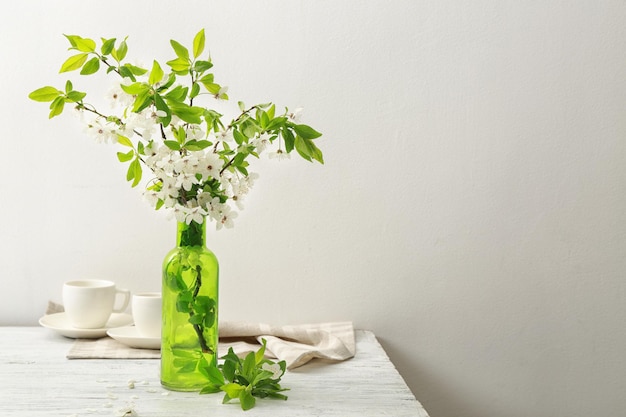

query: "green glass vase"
(161, 219), (219, 391)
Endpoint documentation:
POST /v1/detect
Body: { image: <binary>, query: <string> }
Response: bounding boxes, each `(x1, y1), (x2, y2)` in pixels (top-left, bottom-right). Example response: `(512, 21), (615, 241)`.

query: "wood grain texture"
(0, 328), (429, 416)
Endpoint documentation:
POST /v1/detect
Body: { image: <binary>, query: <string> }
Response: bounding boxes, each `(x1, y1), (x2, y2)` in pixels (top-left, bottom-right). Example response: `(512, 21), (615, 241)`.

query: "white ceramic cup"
(63, 279), (131, 329)
(132, 292), (162, 338)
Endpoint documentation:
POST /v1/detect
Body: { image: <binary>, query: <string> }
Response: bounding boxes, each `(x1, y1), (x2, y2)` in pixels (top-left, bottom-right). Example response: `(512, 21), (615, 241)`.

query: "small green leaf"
(200, 385), (221, 394)
(59, 53), (88, 73)
(242, 352), (256, 380)
(205, 365), (225, 386)
(149, 60), (164, 85)
(168, 102), (203, 124)
(190, 82), (200, 99)
(164, 85), (189, 102)
(120, 82), (148, 95)
(132, 89), (152, 113)
(295, 135), (324, 164)
(28, 86), (62, 102)
(193, 29), (205, 58)
(239, 390), (256, 411)
(63, 34), (80, 48)
(117, 150), (134, 162)
(255, 339), (267, 365)
(101, 37), (116, 55)
(116, 135), (134, 147)
(132, 159), (142, 187)
(122, 63), (148, 76)
(65, 90), (86, 102)
(126, 159), (135, 182)
(293, 124), (322, 139)
(73, 36), (96, 52)
(166, 57), (191, 74)
(113, 38), (128, 62)
(193, 60), (213, 72)
(170, 39), (190, 60)
(178, 361), (198, 373)
(221, 383), (244, 398)
(80, 57), (100, 75)
(48, 96), (65, 118)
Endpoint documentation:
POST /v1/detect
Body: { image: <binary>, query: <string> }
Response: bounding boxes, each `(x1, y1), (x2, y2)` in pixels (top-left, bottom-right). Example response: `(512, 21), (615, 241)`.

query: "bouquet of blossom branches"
(29, 29), (324, 228)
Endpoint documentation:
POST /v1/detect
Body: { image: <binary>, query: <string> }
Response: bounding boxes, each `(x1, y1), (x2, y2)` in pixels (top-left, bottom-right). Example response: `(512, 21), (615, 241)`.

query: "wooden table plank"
(0, 327), (429, 417)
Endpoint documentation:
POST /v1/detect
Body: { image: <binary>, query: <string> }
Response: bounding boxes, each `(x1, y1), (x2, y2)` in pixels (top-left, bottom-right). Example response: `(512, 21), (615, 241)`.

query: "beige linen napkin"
(219, 320), (356, 369)
(65, 320), (355, 369)
(48, 300), (355, 368)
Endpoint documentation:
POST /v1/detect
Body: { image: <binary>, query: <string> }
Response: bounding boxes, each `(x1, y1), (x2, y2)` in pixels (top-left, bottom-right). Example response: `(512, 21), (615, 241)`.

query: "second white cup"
(132, 292), (162, 338)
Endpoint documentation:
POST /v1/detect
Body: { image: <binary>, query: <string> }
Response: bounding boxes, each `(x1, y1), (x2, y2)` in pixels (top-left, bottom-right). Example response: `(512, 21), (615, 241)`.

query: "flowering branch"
(29, 29), (325, 228)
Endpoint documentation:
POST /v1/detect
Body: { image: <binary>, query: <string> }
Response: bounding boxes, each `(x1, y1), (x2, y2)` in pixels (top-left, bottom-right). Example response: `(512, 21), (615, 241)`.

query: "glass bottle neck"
(176, 220), (206, 247)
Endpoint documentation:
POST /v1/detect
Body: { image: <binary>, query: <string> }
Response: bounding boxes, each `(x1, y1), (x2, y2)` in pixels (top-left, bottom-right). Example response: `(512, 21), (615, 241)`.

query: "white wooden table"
(0, 327), (429, 417)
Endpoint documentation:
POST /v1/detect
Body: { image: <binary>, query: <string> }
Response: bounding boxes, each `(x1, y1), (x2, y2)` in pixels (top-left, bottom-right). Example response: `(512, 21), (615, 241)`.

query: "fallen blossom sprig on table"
(200, 339), (289, 411)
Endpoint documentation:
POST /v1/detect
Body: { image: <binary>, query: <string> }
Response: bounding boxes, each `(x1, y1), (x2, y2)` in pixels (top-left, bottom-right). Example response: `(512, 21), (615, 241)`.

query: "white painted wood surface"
(0, 328), (429, 416)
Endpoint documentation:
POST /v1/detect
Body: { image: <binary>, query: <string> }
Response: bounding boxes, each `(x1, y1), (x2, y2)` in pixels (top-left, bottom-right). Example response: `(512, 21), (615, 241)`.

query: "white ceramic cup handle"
(112, 288), (131, 313)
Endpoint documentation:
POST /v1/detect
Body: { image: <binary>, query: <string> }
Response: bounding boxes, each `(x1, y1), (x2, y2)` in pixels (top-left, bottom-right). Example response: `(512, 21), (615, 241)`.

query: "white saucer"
(39, 312), (134, 339)
(107, 326), (161, 350)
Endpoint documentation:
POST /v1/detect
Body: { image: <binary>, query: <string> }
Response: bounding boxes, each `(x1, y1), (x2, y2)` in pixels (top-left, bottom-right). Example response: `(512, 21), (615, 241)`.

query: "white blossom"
(84, 117), (119, 144)
(287, 107), (303, 123)
(269, 149), (290, 160)
(261, 362), (283, 379)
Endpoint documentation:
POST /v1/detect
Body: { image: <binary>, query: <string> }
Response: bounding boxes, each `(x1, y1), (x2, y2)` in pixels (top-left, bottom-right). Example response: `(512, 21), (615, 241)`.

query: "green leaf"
(178, 361), (198, 374)
(112, 38), (128, 62)
(190, 82), (200, 99)
(193, 60), (213, 72)
(232, 129), (246, 145)
(185, 140), (210, 151)
(170, 39), (190, 60)
(122, 63), (148, 76)
(242, 352), (256, 381)
(116, 135), (134, 147)
(28, 86), (62, 102)
(153, 93), (171, 126)
(65, 90), (86, 102)
(126, 158), (142, 187)
(120, 82), (148, 95)
(205, 365), (225, 386)
(132, 160), (142, 187)
(255, 339), (267, 365)
(73, 36), (96, 52)
(63, 34), (80, 48)
(239, 390), (256, 411)
(117, 150), (134, 162)
(293, 124), (322, 139)
(101, 37), (116, 55)
(168, 102), (203, 124)
(164, 85), (188, 102)
(48, 96), (65, 118)
(221, 383), (244, 399)
(117, 65), (135, 81)
(200, 385), (222, 394)
(193, 29), (205, 58)
(59, 53), (88, 73)
(149, 60), (164, 85)
(166, 57), (191, 74)
(281, 127), (295, 153)
(295, 135), (324, 164)
(80, 57), (100, 75)
(132, 89), (152, 113)
(199, 73), (214, 85)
